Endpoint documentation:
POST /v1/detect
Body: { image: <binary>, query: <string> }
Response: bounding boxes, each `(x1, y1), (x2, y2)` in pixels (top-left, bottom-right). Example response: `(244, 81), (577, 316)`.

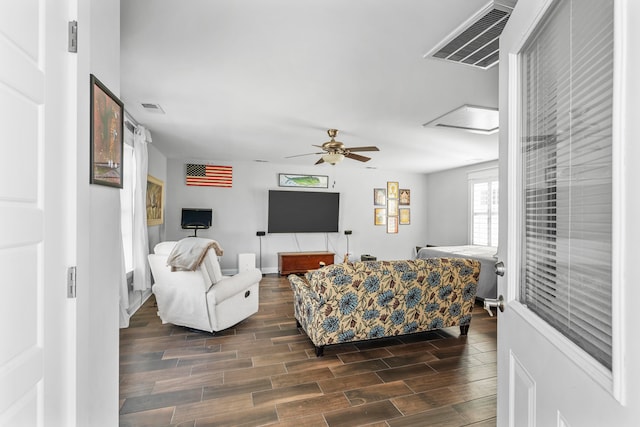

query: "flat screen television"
(268, 190), (339, 233)
(181, 208), (212, 229)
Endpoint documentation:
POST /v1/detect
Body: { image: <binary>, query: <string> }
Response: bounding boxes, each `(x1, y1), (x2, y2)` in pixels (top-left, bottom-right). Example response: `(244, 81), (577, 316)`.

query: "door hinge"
(67, 266), (77, 298)
(68, 21), (78, 53)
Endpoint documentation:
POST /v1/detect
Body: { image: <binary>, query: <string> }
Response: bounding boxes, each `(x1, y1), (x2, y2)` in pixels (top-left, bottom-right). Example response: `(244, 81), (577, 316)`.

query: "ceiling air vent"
(424, 0), (517, 70)
(141, 103), (165, 114)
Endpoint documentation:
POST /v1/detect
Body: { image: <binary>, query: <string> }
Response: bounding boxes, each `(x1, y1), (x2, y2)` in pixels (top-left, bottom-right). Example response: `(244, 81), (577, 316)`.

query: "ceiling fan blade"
(343, 146), (380, 152)
(285, 152), (324, 159)
(314, 157), (325, 165)
(345, 152), (371, 162)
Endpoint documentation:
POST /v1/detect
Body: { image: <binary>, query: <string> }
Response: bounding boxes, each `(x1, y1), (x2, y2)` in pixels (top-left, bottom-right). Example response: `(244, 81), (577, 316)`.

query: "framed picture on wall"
(387, 216), (398, 234)
(278, 173), (329, 188)
(146, 175), (164, 226)
(399, 189), (410, 205)
(388, 199), (398, 216)
(374, 188), (386, 206)
(399, 208), (410, 225)
(90, 74), (124, 188)
(387, 181), (399, 199)
(374, 208), (387, 225)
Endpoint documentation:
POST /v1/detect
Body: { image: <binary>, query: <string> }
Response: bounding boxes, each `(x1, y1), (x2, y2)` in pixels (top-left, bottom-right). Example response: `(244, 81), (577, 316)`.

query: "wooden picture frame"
(388, 199), (398, 216)
(146, 175), (164, 226)
(374, 208), (387, 225)
(387, 216), (398, 234)
(279, 173), (328, 188)
(387, 181), (399, 199)
(374, 188), (386, 206)
(399, 208), (410, 225)
(399, 189), (410, 205)
(90, 74), (124, 188)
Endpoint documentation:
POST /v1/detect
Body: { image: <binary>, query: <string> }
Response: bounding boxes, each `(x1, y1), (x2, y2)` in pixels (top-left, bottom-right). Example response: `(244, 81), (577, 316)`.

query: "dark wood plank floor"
(120, 274), (497, 427)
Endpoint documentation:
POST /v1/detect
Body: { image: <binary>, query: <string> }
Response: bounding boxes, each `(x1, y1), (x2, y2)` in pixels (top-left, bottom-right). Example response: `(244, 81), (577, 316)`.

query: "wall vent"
(424, 0), (517, 70)
(141, 103), (165, 114)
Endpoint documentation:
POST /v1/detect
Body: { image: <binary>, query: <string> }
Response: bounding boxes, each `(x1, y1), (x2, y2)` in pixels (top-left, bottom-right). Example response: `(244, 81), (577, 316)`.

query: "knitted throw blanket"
(167, 237), (224, 271)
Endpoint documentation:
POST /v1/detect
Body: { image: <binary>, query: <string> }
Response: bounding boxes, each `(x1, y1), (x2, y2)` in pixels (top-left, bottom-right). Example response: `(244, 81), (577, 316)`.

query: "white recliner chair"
(148, 240), (261, 333)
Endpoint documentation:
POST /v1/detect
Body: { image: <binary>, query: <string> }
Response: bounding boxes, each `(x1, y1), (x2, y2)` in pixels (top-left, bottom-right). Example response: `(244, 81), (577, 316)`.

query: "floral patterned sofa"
(288, 258), (480, 356)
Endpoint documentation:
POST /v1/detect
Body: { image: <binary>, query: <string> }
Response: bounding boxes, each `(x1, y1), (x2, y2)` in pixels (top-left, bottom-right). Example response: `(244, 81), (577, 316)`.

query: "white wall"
(75, 0), (121, 426)
(165, 159), (429, 274)
(425, 160), (498, 246)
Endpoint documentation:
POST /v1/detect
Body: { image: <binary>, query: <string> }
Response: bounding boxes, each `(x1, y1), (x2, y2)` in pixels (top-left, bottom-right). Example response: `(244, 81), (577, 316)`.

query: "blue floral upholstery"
(288, 258), (480, 351)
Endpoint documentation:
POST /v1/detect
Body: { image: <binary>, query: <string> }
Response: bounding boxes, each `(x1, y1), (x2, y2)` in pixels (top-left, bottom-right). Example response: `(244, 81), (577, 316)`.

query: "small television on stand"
(181, 208), (212, 237)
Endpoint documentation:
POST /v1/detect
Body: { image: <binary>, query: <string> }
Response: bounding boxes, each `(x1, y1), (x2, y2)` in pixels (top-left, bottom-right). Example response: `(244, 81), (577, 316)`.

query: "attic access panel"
(423, 105), (499, 134)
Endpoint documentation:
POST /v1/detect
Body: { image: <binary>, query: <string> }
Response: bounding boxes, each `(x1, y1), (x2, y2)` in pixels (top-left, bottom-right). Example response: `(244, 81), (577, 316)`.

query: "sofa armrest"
(288, 274), (309, 290)
(207, 268), (261, 304)
(288, 274), (320, 302)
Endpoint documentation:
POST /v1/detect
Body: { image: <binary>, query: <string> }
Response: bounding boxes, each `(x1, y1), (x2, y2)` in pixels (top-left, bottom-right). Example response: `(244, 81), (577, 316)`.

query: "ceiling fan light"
(322, 152), (345, 165)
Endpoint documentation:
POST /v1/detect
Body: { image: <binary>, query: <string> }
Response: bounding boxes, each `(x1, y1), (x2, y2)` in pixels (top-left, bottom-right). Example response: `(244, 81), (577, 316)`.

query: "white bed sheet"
(416, 245), (497, 300)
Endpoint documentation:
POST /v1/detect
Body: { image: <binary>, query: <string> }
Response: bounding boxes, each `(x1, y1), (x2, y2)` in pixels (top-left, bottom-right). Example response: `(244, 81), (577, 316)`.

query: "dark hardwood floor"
(120, 274), (497, 427)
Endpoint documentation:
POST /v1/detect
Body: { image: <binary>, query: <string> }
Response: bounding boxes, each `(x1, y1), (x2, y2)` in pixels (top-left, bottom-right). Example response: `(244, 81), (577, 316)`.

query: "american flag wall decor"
(185, 164), (233, 187)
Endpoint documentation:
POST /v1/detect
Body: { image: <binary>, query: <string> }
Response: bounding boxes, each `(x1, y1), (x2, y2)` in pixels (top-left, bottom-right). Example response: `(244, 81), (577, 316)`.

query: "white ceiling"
(120, 0), (499, 174)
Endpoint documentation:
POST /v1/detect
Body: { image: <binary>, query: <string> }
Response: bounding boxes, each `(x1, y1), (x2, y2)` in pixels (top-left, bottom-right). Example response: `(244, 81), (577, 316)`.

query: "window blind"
(519, 0), (613, 369)
(471, 180), (499, 247)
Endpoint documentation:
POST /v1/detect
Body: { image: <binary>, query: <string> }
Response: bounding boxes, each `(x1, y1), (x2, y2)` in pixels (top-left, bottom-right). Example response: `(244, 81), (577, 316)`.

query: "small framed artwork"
(387, 181), (399, 199)
(399, 189), (410, 205)
(374, 188), (386, 206)
(279, 173), (328, 188)
(374, 208), (387, 225)
(388, 199), (398, 216)
(399, 208), (410, 225)
(387, 216), (398, 234)
(146, 175), (164, 226)
(90, 74), (124, 188)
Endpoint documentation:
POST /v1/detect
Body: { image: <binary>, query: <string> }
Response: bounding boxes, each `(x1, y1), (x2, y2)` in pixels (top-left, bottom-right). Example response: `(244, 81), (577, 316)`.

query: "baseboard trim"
(127, 289), (153, 317)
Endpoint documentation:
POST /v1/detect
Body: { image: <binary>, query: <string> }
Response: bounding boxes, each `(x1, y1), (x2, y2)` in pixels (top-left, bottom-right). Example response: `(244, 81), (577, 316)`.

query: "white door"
(497, 0), (640, 425)
(0, 1), (76, 426)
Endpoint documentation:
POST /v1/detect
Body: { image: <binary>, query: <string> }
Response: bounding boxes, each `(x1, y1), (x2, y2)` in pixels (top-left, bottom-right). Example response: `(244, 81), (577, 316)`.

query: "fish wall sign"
(278, 174), (329, 188)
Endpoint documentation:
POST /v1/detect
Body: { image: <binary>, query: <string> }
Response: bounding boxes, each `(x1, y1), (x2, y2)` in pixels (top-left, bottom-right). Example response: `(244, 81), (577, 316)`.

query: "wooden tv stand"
(278, 251), (335, 275)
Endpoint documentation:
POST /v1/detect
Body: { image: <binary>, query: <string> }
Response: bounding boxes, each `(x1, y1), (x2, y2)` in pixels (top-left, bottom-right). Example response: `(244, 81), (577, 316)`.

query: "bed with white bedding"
(416, 245), (497, 300)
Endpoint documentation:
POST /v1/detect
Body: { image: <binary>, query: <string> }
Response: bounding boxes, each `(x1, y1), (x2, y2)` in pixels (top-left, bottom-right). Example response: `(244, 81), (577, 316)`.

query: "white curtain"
(133, 125), (151, 291)
(119, 235), (130, 328)
(119, 126), (135, 328)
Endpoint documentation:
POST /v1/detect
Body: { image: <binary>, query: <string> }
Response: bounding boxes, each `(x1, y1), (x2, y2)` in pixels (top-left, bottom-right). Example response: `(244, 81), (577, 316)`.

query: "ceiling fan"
(286, 129), (380, 165)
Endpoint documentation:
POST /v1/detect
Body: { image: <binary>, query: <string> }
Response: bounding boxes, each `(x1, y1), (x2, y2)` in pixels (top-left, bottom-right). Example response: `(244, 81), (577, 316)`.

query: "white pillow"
(202, 250), (224, 284)
(154, 241), (177, 256)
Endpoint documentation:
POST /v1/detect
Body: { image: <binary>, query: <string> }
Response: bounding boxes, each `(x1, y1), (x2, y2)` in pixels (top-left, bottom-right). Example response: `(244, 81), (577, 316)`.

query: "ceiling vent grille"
(141, 103), (165, 114)
(424, 0), (517, 70)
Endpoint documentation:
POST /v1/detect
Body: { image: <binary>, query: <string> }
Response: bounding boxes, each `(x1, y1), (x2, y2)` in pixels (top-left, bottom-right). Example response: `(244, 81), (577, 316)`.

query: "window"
(469, 169), (498, 247)
(121, 132), (135, 274)
(519, 0), (613, 369)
